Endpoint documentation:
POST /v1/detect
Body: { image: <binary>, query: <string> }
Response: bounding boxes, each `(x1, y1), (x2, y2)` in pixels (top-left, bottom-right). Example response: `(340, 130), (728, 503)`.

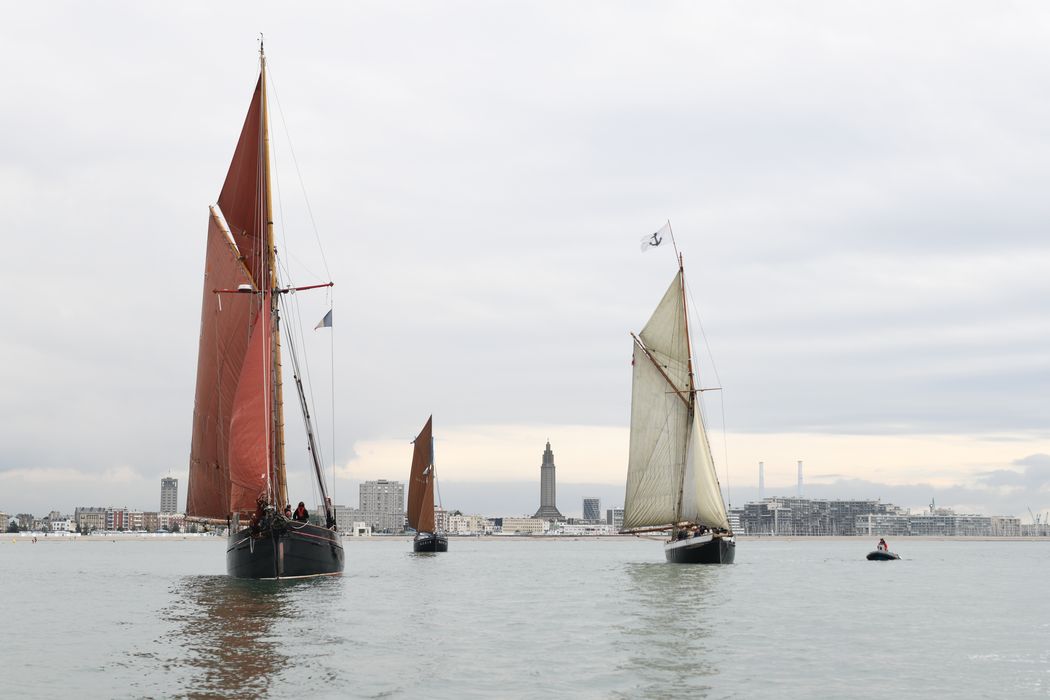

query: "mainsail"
(623, 266), (730, 531)
(187, 69), (286, 519)
(407, 416), (436, 533)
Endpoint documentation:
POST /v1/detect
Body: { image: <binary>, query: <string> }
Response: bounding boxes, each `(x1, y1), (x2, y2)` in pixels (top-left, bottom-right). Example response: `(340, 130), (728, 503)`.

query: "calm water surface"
(2, 537), (1048, 698)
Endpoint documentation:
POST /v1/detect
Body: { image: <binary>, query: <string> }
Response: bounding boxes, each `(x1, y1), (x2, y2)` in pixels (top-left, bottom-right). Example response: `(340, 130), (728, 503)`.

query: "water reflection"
(613, 562), (725, 698)
(160, 575), (311, 697)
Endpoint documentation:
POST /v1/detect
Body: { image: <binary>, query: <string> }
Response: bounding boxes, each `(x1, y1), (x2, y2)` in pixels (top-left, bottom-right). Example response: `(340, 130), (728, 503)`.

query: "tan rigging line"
(266, 65), (332, 282)
(267, 60), (337, 510)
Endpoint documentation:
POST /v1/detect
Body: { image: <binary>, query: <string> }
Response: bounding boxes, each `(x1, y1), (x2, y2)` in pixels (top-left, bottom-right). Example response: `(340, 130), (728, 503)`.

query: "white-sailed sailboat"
(622, 240), (735, 564)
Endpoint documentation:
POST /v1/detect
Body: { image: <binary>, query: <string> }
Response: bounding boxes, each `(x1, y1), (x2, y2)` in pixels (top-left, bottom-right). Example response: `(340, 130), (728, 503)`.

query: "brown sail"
(186, 77), (275, 519)
(217, 77), (267, 289)
(407, 416), (435, 533)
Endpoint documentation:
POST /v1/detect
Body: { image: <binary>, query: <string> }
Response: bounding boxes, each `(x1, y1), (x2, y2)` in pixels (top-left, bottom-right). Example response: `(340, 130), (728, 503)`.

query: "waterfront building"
(732, 497), (1024, 537)
(434, 507), (450, 534)
(346, 521), (372, 537)
(532, 440), (565, 520)
(1021, 522), (1050, 537)
(856, 509), (1021, 537)
(160, 477), (178, 513)
(500, 517), (549, 535)
(732, 498), (904, 536)
(75, 507), (106, 533)
(358, 480), (406, 533)
(49, 518), (75, 533)
(447, 514), (491, 535)
(157, 512), (185, 531)
(582, 497), (601, 522)
(324, 504), (356, 533)
(142, 512), (160, 532)
(550, 522), (614, 536)
(606, 507), (624, 530)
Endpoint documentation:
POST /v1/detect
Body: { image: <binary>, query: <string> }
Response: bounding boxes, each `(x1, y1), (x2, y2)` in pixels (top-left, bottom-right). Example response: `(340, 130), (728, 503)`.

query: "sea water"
(2, 537), (1047, 698)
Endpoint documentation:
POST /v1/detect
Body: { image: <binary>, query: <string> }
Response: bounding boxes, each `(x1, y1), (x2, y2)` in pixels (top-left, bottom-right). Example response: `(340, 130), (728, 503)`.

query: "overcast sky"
(2, 2), (1048, 520)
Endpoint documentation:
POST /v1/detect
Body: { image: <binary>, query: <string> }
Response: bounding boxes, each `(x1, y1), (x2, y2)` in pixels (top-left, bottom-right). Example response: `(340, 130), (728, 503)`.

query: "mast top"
(258, 33), (266, 67)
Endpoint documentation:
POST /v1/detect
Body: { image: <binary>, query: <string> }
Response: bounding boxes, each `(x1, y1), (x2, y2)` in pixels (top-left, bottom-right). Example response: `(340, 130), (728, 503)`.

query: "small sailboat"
(185, 43), (344, 579)
(407, 416), (448, 553)
(621, 239), (736, 564)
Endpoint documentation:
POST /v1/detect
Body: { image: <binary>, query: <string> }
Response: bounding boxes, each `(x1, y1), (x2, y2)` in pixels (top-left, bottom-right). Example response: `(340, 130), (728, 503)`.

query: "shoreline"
(3, 533), (1047, 544)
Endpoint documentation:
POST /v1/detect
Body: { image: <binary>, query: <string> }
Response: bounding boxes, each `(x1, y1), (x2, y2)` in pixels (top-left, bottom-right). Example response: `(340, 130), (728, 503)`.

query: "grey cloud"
(3, 3), (1050, 510)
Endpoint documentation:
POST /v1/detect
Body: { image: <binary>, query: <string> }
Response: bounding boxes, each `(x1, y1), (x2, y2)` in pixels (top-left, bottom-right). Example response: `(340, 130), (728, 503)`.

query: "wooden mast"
(260, 39), (289, 509)
(672, 242), (695, 535)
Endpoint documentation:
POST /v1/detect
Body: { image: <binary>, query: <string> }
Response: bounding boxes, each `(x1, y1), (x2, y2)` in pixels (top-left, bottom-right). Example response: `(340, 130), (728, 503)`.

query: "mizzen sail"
(407, 416), (436, 534)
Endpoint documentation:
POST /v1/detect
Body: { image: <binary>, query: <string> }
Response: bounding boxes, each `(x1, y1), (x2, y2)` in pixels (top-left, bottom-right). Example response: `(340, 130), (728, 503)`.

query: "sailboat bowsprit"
(186, 45), (344, 579)
(621, 243), (736, 564)
(408, 416), (448, 553)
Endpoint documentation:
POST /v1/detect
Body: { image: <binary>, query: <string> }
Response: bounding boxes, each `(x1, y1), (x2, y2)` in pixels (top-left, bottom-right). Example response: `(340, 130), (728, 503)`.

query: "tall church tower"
(532, 440), (564, 520)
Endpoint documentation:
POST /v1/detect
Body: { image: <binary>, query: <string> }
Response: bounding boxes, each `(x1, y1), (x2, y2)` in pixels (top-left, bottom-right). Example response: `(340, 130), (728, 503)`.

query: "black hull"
(227, 523), (344, 579)
(664, 536), (736, 564)
(866, 550), (900, 560)
(413, 533), (448, 552)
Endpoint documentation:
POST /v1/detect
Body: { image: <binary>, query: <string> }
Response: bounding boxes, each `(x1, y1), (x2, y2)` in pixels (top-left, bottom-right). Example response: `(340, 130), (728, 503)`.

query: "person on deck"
(293, 502), (309, 522)
(283, 505), (292, 519)
(877, 538), (888, 551)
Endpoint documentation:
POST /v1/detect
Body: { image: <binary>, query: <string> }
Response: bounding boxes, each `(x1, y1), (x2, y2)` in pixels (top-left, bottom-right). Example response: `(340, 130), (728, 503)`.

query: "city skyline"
(2, 4), (1049, 521)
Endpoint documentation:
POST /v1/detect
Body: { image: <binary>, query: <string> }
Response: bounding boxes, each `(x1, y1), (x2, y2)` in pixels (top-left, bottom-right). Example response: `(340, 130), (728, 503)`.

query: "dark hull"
(866, 550), (900, 560)
(227, 522), (344, 579)
(413, 532), (448, 552)
(664, 535), (736, 564)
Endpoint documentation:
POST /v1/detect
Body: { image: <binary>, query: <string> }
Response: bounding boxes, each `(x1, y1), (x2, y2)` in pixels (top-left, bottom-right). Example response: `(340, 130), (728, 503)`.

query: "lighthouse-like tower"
(532, 440), (564, 520)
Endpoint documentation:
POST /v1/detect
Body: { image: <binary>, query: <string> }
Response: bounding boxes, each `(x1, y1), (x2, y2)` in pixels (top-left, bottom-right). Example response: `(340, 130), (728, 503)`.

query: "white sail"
(623, 270), (693, 529)
(680, 406), (730, 529)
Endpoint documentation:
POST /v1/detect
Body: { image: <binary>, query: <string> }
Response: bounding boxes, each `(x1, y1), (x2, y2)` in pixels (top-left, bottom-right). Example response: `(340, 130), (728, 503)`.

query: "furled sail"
(407, 416), (436, 533)
(187, 76), (274, 519)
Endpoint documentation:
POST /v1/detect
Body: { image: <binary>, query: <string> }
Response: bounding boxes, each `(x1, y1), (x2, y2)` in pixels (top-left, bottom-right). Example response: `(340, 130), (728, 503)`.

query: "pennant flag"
(314, 309), (332, 330)
(640, 222), (670, 252)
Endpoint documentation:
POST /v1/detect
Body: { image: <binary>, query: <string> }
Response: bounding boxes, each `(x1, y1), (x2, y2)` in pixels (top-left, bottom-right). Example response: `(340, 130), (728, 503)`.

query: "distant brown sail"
(186, 77), (279, 519)
(407, 416), (435, 534)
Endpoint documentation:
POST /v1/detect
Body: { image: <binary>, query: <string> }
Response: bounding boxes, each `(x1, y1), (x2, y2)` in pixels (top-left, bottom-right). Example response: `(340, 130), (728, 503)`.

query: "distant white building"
(49, 519), (76, 533)
(550, 522), (614, 536)
(447, 514), (491, 535)
(500, 517), (548, 535)
(160, 477), (179, 514)
(358, 480), (405, 533)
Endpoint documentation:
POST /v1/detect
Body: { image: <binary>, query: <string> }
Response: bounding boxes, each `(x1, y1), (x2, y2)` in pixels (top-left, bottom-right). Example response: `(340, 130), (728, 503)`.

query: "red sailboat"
(185, 43), (344, 579)
(408, 416), (448, 553)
